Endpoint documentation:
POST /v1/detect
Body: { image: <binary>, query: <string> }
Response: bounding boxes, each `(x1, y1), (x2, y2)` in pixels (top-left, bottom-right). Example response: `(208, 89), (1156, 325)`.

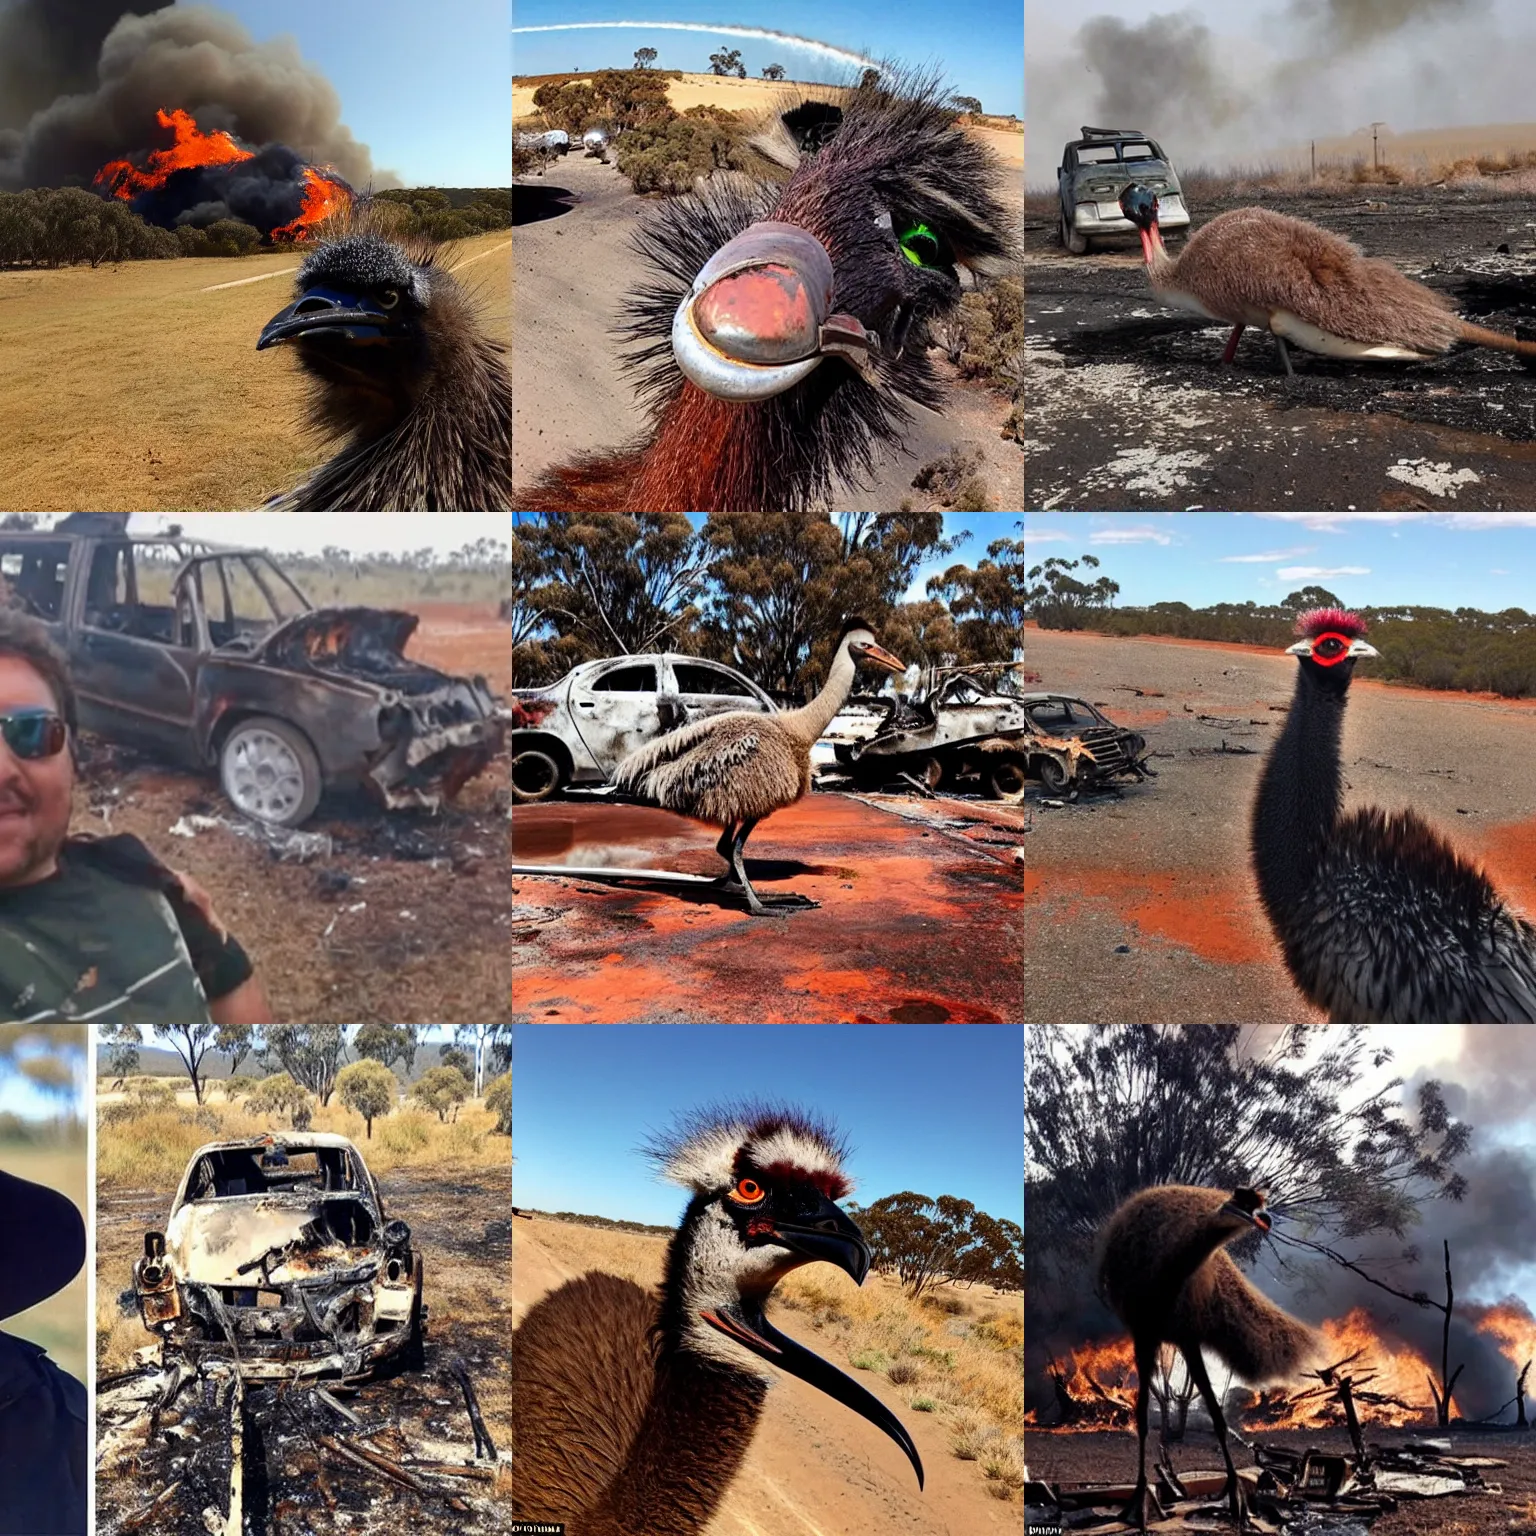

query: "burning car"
(511, 652), (775, 801)
(0, 518), (506, 826)
(130, 1133), (424, 1384)
(1023, 692), (1153, 795)
(1058, 125), (1190, 254)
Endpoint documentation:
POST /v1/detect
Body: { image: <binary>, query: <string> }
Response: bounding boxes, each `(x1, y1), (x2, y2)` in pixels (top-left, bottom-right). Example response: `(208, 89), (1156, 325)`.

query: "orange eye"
(733, 1177), (765, 1204)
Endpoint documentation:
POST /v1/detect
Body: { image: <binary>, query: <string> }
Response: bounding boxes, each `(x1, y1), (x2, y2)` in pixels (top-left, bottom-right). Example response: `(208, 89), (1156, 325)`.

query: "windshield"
(182, 553), (311, 645)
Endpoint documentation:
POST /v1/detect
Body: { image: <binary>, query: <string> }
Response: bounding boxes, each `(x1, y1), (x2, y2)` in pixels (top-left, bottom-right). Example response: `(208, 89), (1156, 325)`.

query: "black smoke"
(0, 2), (388, 231)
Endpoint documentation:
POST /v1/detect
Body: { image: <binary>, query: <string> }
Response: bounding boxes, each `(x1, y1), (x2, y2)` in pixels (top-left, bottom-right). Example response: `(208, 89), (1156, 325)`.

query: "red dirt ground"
(512, 791), (1023, 1023)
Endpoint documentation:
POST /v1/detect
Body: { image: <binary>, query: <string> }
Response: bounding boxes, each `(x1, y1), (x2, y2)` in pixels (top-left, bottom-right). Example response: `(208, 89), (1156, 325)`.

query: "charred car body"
(1022, 692), (1153, 795)
(1058, 125), (1190, 254)
(0, 519), (505, 826)
(833, 664), (1029, 801)
(131, 1133), (424, 1383)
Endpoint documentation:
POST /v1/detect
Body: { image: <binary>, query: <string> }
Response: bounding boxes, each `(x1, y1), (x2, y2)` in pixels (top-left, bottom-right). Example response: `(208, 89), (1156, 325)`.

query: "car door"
(666, 660), (772, 728)
(567, 659), (663, 777)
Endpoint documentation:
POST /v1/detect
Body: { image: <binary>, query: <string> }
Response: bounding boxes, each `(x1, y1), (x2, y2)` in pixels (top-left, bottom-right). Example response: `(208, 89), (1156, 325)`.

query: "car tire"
(1061, 212), (1089, 255)
(1035, 755), (1070, 795)
(512, 746), (566, 803)
(403, 1294), (427, 1371)
(219, 716), (323, 827)
(988, 756), (1027, 803)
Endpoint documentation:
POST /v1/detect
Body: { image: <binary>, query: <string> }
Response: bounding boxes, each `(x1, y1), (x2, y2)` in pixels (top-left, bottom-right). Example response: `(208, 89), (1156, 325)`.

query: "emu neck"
(774, 639), (859, 745)
(1140, 226), (1179, 291)
(1253, 663), (1346, 922)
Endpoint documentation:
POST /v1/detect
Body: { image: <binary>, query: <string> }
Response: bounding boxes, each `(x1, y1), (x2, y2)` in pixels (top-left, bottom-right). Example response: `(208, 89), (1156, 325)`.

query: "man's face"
(0, 655), (72, 888)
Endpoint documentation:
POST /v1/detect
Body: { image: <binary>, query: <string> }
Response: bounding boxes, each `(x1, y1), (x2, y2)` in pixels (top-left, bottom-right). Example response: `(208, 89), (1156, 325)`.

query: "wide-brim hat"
(0, 1168), (84, 1320)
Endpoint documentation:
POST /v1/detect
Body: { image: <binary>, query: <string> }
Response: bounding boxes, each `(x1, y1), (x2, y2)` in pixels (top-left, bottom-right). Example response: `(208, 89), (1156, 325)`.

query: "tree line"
(511, 512), (1025, 694)
(1028, 556), (1536, 699)
(0, 185), (510, 269)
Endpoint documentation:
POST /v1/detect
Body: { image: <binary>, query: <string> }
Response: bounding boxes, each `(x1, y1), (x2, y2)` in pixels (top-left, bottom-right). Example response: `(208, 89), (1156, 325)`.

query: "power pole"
(1371, 121), (1387, 172)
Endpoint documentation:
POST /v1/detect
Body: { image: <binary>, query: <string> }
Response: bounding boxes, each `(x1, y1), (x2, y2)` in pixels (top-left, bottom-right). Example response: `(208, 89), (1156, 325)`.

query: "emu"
(511, 1104), (923, 1536)
(258, 221), (512, 510)
(515, 75), (1014, 512)
(1098, 1185), (1318, 1530)
(614, 619), (905, 914)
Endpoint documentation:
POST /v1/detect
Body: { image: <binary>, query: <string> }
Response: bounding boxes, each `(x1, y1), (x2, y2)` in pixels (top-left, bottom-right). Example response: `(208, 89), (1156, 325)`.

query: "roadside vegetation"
(1029, 555), (1536, 698)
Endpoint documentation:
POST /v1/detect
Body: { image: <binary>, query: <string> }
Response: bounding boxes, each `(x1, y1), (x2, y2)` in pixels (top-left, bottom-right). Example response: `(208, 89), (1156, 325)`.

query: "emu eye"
(731, 1177), (766, 1205)
(897, 221), (945, 269)
(1314, 636), (1344, 659)
(380, 289), (400, 309)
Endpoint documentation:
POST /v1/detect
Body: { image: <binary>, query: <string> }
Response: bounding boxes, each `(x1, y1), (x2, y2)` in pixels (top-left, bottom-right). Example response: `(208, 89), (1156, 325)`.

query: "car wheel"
(403, 1294), (427, 1371)
(989, 756), (1028, 803)
(219, 716), (323, 826)
(917, 755), (945, 791)
(1035, 755), (1070, 795)
(512, 746), (565, 803)
(1061, 212), (1089, 255)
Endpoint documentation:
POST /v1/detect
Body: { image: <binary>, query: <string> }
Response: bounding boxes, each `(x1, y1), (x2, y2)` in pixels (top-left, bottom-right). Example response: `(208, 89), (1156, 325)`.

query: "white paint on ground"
(1385, 459), (1484, 498)
(201, 266), (297, 292)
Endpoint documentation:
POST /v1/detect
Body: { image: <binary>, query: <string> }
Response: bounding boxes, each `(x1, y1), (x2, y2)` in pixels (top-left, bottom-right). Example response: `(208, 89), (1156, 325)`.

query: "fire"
(1470, 1300), (1536, 1372)
(272, 166), (352, 242)
(94, 107), (253, 199)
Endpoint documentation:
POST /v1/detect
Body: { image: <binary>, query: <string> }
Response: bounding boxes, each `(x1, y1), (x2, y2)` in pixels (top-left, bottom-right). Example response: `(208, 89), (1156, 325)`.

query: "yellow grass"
(522, 1216), (1024, 1498)
(2, 1143), (88, 1382)
(513, 71), (1023, 170)
(96, 1086), (509, 1191)
(0, 228), (510, 512)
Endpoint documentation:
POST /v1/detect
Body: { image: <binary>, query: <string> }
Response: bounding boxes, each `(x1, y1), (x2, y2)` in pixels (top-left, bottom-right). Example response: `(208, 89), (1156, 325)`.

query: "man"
(0, 1165), (85, 1535)
(0, 609), (270, 1023)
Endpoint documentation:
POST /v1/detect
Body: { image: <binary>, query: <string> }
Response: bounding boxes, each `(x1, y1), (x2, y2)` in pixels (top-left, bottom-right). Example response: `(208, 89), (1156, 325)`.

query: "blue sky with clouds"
(512, 0), (1024, 119)
(512, 1024), (1023, 1226)
(1024, 512), (1536, 610)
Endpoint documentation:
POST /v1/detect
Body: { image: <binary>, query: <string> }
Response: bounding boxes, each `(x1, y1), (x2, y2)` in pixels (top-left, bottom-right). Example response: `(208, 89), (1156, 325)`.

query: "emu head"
(645, 1103), (924, 1488)
(258, 230), (486, 443)
(1285, 607), (1378, 690)
(622, 74), (1015, 510)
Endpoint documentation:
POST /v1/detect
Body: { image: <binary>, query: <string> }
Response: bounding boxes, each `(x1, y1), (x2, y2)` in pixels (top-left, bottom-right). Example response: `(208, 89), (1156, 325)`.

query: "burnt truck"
(0, 520), (506, 826)
(131, 1133), (424, 1383)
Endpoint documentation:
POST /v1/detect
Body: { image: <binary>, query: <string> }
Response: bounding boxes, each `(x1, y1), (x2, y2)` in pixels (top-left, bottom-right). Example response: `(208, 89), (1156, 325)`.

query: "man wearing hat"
(0, 1167), (86, 1535)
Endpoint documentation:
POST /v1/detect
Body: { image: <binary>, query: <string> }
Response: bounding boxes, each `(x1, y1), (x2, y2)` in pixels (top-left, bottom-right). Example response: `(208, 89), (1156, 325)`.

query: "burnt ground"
(96, 1162), (511, 1536)
(511, 789), (1024, 1022)
(1022, 626), (1536, 1023)
(1025, 186), (1536, 509)
(1027, 1426), (1536, 1535)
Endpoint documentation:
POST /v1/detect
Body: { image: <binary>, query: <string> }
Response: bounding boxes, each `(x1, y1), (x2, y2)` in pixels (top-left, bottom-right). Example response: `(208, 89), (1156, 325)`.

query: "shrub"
(849, 1348), (889, 1372)
(615, 112), (748, 195)
(411, 1065), (470, 1123)
(912, 447), (992, 509)
(911, 1396), (937, 1411)
(484, 1071), (511, 1135)
(377, 1110), (432, 1157)
(245, 1072), (314, 1129)
(335, 1059), (397, 1139)
(887, 1359), (922, 1384)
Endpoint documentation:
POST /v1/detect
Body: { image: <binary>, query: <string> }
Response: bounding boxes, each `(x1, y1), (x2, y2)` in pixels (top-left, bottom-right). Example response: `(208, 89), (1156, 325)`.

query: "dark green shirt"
(0, 1334), (85, 1536)
(0, 836), (252, 1023)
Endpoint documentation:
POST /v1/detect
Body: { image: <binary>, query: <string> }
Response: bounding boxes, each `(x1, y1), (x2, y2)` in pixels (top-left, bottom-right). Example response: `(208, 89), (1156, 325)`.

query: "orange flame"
(271, 166), (352, 242)
(1469, 1300), (1536, 1372)
(94, 107), (253, 199)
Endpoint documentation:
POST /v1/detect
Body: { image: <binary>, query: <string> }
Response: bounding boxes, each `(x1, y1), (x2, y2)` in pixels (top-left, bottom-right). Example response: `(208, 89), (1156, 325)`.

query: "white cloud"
(1258, 512), (1418, 532)
(1276, 565), (1371, 579)
(1089, 526), (1174, 546)
(1491, 568), (1512, 575)
(1440, 513), (1536, 529)
(1021, 530), (1073, 543)
(1219, 546), (1315, 563)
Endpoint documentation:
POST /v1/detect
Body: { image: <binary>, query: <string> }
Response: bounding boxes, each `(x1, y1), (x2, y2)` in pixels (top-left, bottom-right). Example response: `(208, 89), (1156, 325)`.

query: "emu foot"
(713, 879), (819, 916)
(1118, 1479), (1166, 1529)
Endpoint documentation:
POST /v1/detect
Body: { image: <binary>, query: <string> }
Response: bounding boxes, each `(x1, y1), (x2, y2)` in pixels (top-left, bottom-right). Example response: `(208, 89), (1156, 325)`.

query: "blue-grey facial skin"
(0, 656), (71, 888)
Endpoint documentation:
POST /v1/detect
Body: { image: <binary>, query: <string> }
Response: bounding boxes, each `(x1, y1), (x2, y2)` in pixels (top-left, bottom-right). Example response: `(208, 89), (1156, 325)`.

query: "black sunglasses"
(0, 708), (67, 761)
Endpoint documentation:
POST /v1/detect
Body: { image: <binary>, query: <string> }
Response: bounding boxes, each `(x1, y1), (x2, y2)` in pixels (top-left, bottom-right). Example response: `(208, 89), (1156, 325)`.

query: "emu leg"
(1120, 1338), (1167, 1530)
(1182, 1346), (1247, 1530)
(1220, 323), (1245, 364)
(1273, 332), (1296, 379)
(717, 819), (817, 915)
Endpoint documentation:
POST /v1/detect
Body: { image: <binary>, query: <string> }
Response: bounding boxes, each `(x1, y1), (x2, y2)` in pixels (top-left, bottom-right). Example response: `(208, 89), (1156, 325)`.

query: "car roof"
(0, 531), (249, 552)
(185, 1131), (363, 1156)
(1021, 692), (1096, 705)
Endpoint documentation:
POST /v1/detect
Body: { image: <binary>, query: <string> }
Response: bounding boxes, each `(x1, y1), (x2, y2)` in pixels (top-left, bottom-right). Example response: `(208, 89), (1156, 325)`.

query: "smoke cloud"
(1288, 0), (1491, 49)
(0, 3), (383, 206)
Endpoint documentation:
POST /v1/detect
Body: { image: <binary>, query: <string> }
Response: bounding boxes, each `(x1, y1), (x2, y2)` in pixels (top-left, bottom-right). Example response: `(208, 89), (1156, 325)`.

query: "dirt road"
(1023, 626), (1536, 1023)
(511, 791), (1023, 1023)
(513, 152), (1022, 512)
(513, 1222), (1018, 1536)
(1026, 187), (1536, 509)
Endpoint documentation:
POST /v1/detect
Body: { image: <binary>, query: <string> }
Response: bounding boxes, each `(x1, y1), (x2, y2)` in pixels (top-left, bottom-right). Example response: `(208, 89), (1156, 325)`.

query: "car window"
(673, 663), (755, 697)
(1120, 142), (1157, 160)
(593, 662), (658, 692)
(1076, 145), (1124, 165)
(0, 541), (69, 620)
(1028, 700), (1100, 731)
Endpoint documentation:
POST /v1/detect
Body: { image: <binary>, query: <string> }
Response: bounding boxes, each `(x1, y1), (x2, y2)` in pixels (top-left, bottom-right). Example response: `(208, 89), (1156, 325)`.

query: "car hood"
(230, 607), (443, 689)
(165, 1195), (378, 1287)
(1072, 157), (1176, 185)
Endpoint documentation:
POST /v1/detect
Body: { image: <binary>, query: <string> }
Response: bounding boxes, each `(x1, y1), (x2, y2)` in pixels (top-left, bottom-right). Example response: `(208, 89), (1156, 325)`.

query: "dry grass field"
(1, 1140), (87, 1384)
(516, 1213), (1024, 1509)
(0, 228), (509, 512)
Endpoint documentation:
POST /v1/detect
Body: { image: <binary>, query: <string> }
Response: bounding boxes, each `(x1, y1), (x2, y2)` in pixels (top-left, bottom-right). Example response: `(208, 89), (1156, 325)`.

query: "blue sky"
(0, 1035), (85, 1120)
(512, 1025), (1023, 1226)
(512, 0), (1024, 120)
(1024, 512), (1536, 611)
(211, 0), (508, 186)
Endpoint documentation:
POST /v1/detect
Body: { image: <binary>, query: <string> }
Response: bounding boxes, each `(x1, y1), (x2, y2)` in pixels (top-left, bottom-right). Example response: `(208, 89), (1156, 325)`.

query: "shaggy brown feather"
(512, 1272), (765, 1536)
(1157, 208), (1462, 353)
(1098, 1185), (1319, 1384)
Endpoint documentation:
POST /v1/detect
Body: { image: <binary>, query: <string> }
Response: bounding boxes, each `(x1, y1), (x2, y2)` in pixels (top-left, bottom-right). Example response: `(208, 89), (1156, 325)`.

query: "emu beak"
(1219, 1197), (1272, 1233)
(698, 1197), (924, 1489)
(258, 284), (407, 350)
(672, 220), (883, 401)
(855, 641), (906, 675)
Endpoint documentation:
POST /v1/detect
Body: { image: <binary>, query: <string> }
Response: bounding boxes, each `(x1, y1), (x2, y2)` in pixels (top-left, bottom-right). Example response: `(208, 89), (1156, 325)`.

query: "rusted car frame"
(1022, 691), (1153, 795)
(0, 525), (506, 826)
(131, 1133), (424, 1384)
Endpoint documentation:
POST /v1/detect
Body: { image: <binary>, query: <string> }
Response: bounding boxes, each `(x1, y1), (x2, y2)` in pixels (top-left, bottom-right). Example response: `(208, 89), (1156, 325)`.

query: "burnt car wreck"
(0, 522), (507, 827)
(131, 1134), (424, 1382)
(1021, 692), (1154, 798)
